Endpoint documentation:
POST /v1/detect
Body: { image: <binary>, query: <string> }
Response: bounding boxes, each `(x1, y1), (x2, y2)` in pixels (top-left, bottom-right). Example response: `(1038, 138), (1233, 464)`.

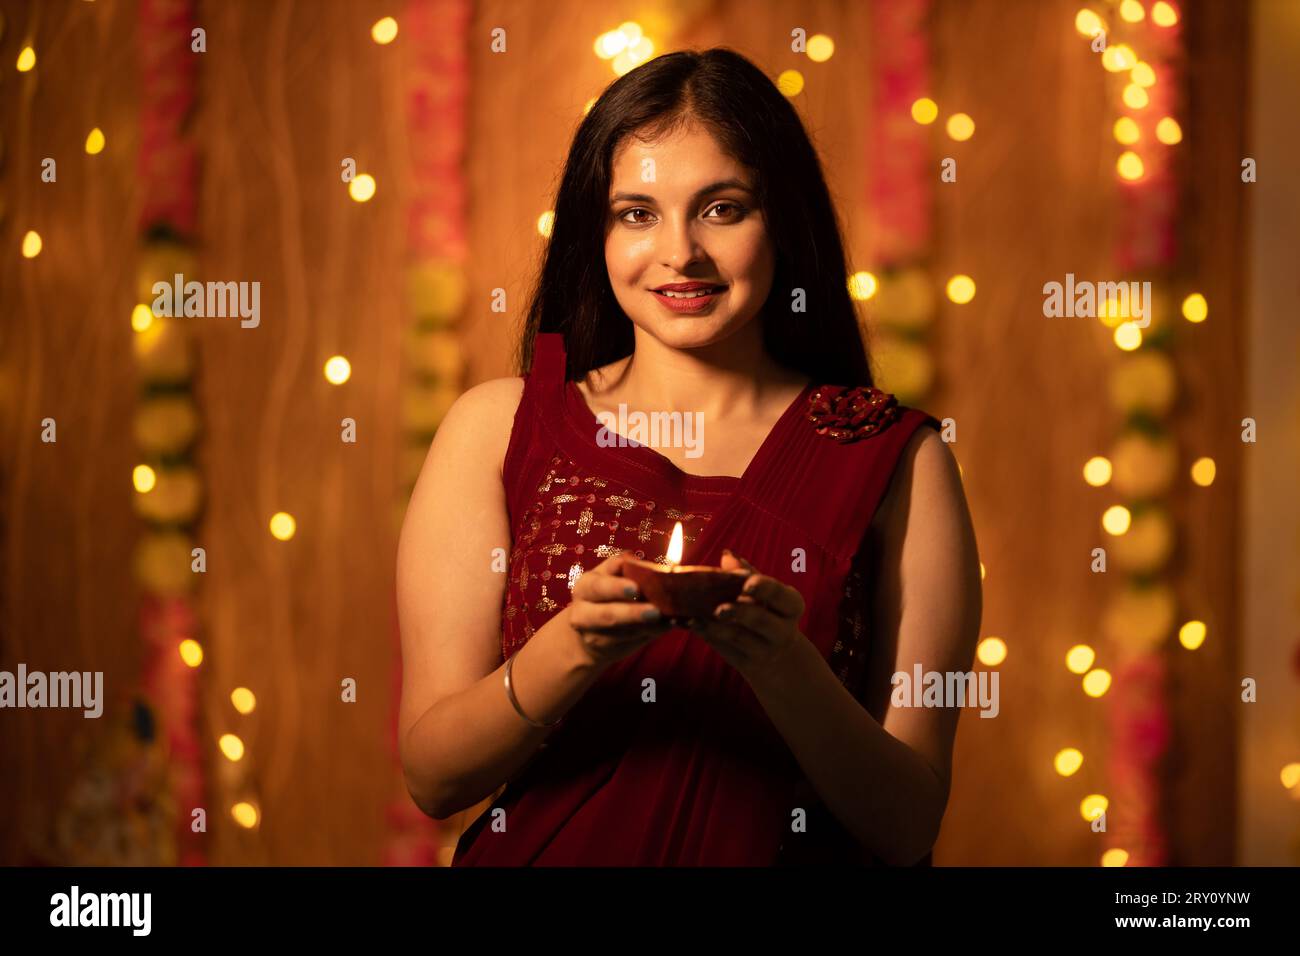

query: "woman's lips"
(650, 285), (727, 313)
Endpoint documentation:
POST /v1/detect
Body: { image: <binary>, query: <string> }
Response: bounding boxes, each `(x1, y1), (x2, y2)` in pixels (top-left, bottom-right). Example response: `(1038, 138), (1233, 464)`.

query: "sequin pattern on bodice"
(500, 452), (719, 661)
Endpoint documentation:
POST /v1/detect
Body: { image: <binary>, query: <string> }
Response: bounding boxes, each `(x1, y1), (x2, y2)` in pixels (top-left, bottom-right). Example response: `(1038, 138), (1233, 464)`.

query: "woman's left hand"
(687, 549), (808, 686)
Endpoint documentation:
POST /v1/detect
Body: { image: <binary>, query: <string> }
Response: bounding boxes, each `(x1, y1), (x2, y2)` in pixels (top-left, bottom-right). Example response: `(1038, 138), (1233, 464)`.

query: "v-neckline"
(563, 375), (816, 492)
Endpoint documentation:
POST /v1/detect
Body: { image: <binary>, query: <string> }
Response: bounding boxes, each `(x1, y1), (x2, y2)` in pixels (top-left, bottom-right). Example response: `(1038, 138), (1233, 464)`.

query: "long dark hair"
(516, 47), (872, 388)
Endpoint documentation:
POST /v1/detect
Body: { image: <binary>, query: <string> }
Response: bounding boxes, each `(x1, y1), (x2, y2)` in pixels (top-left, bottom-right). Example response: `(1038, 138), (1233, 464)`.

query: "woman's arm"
(738, 426), (982, 864)
(397, 378), (674, 820)
(396, 378), (604, 819)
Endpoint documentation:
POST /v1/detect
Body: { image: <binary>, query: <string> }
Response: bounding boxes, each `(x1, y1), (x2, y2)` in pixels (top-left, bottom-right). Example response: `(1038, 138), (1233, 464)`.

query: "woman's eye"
(620, 208), (653, 224)
(705, 202), (745, 220)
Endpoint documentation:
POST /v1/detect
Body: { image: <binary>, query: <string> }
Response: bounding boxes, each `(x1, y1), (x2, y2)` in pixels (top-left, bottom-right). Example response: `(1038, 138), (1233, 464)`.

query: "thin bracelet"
(504, 651), (563, 729)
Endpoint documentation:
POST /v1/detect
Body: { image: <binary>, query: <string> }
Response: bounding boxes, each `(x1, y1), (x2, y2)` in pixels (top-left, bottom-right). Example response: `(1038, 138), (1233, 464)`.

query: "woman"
(397, 48), (981, 866)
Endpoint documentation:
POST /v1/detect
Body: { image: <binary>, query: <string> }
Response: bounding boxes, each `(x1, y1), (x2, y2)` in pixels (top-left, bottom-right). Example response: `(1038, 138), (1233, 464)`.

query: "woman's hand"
(565, 551), (674, 668)
(686, 549), (808, 686)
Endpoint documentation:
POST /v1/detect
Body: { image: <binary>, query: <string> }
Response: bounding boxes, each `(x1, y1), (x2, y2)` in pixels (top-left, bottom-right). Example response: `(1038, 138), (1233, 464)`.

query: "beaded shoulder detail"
(805, 385), (902, 443)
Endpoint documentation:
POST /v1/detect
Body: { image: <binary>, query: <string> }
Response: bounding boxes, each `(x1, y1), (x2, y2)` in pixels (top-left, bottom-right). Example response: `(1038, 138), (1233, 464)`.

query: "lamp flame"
(665, 522), (684, 566)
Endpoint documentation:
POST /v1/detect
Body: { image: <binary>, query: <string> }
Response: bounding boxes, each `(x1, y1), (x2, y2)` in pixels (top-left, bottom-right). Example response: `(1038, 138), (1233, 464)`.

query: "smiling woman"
(396, 48), (981, 867)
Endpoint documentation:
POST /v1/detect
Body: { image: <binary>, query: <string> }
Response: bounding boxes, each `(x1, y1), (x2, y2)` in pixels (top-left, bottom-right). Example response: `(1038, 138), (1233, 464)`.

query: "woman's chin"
(637, 313), (754, 350)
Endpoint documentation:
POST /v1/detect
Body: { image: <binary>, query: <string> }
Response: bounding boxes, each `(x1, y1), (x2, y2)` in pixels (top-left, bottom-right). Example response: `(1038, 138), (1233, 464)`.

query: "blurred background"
(1, 0), (1297, 866)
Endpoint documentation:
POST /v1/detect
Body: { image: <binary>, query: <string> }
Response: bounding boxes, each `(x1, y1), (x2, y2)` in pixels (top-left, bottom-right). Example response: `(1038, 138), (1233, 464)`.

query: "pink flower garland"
(136, 0), (204, 866)
(386, 0), (471, 868)
(1107, 12), (1185, 867)
(867, 0), (932, 266)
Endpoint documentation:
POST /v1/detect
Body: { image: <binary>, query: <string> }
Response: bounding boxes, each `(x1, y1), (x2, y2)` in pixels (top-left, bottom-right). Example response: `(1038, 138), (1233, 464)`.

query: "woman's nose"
(659, 215), (705, 271)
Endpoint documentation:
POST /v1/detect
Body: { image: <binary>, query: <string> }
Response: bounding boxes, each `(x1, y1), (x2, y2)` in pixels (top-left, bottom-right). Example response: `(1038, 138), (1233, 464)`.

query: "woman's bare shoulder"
(437, 376), (526, 470)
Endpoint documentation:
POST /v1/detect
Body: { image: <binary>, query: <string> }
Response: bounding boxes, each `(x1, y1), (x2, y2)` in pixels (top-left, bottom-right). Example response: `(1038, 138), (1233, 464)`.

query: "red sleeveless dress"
(452, 333), (940, 866)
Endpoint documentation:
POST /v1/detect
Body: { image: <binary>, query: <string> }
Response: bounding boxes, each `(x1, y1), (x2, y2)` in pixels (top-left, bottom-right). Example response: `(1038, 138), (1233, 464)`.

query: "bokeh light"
(1178, 620), (1207, 650)
(946, 274), (976, 304)
(911, 97), (939, 124)
(1055, 748), (1084, 777)
(1083, 456), (1113, 487)
(270, 512), (297, 541)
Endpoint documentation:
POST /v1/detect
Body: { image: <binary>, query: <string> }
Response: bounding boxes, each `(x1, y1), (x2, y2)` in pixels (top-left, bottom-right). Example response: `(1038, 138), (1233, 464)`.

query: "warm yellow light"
(231, 802), (259, 828)
(1074, 9), (1107, 36)
(1190, 457), (1216, 487)
(1098, 291), (1131, 327)
(1282, 763), (1300, 790)
(1155, 116), (1183, 144)
(777, 69), (804, 97)
(179, 639), (204, 668)
(349, 173), (376, 203)
(1054, 748), (1084, 777)
(847, 271), (878, 301)
(1083, 456), (1113, 487)
(537, 210), (555, 238)
(623, 37), (654, 68)
(1178, 620), (1207, 650)
(1131, 62), (1156, 88)
(1102, 505), (1131, 536)
(131, 303), (154, 332)
(324, 355), (352, 385)
(1181, 292), (1207, 322)
(594, 30), (628, 59)
(1116, 150), (1145, 181)
(231, 687), (257, 715)
(1082, 668), (1112, 697)
(133, 464), (157, 493)
(371, 17), (398, 45)
(269, 512), (297, 541)
(1066, 644), (1096, 675)
(21, 231), (43, 258)
(1080, 794), (1109, 821)
(1114, 322), (1143, 350)
(665, 521), (684, 565)
(946, 274), (976, 304)
(1120, 0), (1146, 22)
(583, 97), (597, 116)
(977, 637), (1007, 667)
(1113, 117), (1140, 145)
(85, 127), (106, 155)
(219, 733), (246, 762)
(806, 34), (835, 63)
(1101, 848), (1129, 867)
(1122, 83), (1150, 109)
(946, 113), (975, 142)
(1102, 44), (1137, 72)
(1151, 2), (1179, 27)
(618, 21), (644, 45)
(911, 97), (939, 125)
(979, 562), (986, 580)
(16, 46), (36, 72)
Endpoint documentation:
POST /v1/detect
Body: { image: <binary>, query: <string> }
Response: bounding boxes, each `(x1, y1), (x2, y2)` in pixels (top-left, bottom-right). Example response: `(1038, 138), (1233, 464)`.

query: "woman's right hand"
(565, 551), (673, 668)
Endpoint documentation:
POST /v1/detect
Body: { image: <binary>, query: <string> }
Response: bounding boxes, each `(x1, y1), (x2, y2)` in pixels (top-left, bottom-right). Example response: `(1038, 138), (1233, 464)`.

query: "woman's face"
(604, 122), (775, 351)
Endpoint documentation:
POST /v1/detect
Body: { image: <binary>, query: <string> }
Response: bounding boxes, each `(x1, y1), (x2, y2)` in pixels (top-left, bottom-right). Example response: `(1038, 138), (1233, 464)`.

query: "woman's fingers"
(573, 570), (641, 604)
(572, 599), (664, 630)
(738, 576), (805, 620)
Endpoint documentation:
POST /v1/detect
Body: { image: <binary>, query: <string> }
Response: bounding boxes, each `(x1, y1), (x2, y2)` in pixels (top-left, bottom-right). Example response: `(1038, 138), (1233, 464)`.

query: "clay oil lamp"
(621, 522), (749, 625)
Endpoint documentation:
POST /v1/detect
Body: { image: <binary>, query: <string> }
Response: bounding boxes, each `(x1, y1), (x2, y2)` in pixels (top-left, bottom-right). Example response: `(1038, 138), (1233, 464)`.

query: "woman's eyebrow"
(609, 179), (754, 204)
